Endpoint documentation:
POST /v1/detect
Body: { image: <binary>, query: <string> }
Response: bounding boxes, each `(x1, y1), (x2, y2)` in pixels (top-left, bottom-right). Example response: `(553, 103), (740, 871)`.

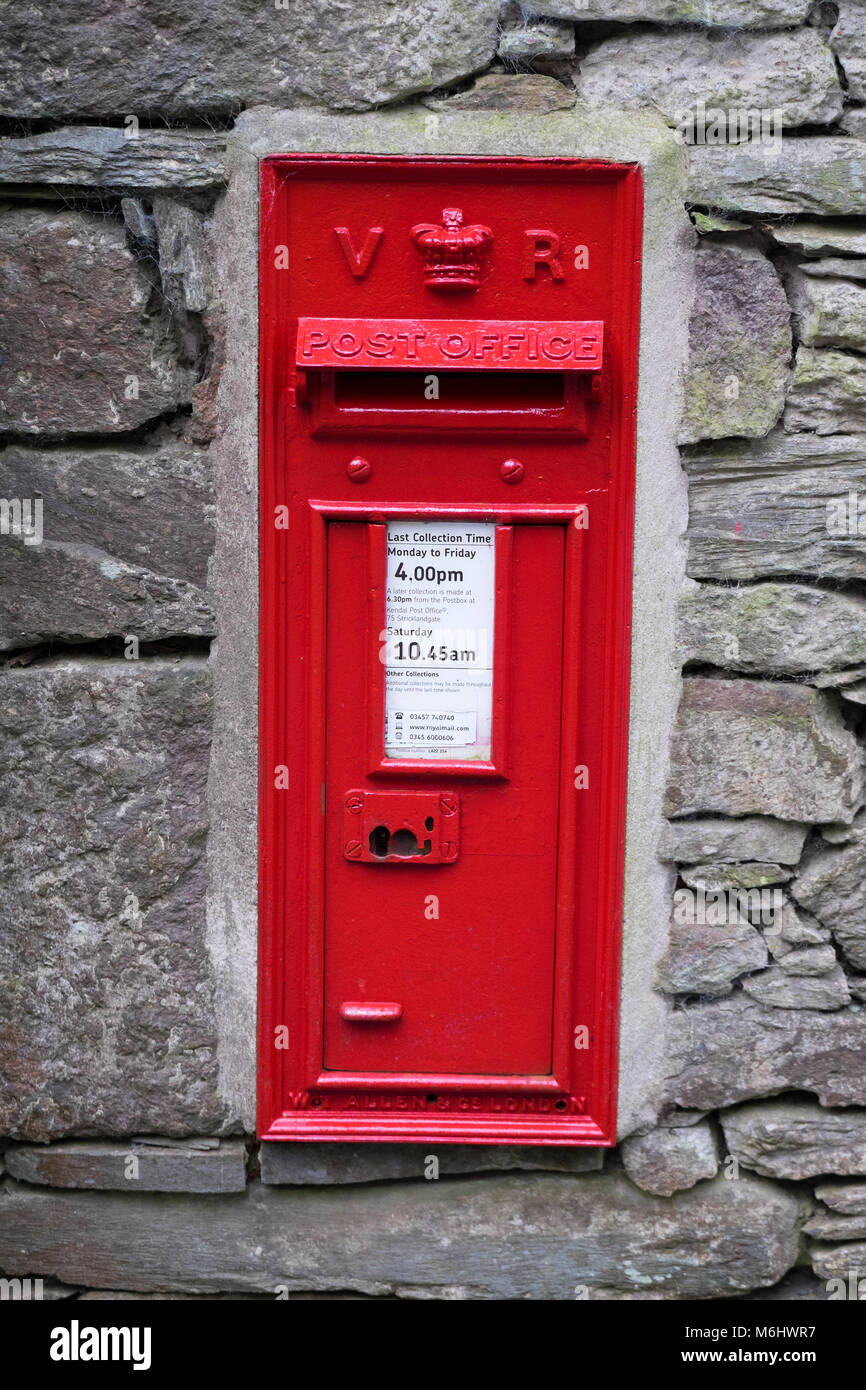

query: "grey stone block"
(0, 1173), (806, 1299)
(741, 963), (850, 1010)
(799, 257), (866, 281)
(621, 1120), (719, 1196)
(542, 0), (810, 22)
(0, 209), (194, 436)
(793, 830), (866, 971)
(0, 126), (226, 190)
(688, 138), (866, 217)
(816, 668), (866, 689)
(579, 28), (842, 129)
(664, 678), (864, 825)
(666, 995), (866, 1109)
(680, 864), (792, 891)
(774, 901), (832, 949)
(120, 198), (157, 243)
(831, 2), (866, 103)
(423, 73), (576, 111)
(683, 433), (866, 582)
(659, 816), (808, 866)
(804, 1210), (866, 1240)
(768, 219), (866, 258)
(814, 1179), (866, 1215)
(497, 7), (574, 64)
(0, 657), (228, 1141)
(723, 1097), (866, 1179)
(679, 242), (791, 445)
(840, 106), (866, 138)
(260, 1142), (603, 1185)
(0, 438), (214, 649)
(678, 582), (866, 676)
(152, 198), (212, 314)
(786, 347), (866, 434)
(0, 1), (498, 118)
(657, 918), (768, 997)
(811, 1243), (866, 1283)
(839, 681), (866, 706)
(0, 542), (214, 649)
(4, 1140), (247, 1192)
(777, 945), (839, 977)
(788, 268), (866, 352)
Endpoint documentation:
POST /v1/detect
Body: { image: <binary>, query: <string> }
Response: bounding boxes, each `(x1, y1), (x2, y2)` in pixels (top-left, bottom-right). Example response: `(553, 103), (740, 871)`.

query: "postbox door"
(323, 519), (565, 1077)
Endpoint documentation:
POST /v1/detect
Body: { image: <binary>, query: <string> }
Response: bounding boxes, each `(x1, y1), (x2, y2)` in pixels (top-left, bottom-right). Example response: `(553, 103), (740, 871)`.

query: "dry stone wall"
(2, 0), (866, 1300)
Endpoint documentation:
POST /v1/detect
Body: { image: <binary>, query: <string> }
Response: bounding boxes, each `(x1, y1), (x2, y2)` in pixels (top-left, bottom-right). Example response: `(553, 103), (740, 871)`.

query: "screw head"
(500, 457), (524, 485)
(347, 456), (372, 483)
(439, 792), (458, 816)
(345, 794), (364, 813)
(344, 840), (363, 859)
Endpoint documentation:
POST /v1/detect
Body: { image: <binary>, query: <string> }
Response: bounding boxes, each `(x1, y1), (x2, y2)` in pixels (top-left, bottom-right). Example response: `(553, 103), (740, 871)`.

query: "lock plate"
(343, 789), (459, 864)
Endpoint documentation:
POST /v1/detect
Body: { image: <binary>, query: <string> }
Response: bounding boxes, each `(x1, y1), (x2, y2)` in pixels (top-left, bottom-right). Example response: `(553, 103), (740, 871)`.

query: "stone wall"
(2, 0), (866, 1300)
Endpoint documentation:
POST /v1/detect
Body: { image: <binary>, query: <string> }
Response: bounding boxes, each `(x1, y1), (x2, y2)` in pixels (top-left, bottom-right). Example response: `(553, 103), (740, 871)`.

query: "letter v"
(334, 226), (384, 278)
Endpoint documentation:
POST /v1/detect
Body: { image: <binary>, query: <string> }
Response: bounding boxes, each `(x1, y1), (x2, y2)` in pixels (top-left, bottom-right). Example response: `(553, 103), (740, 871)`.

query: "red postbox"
(259, 155), (642, 1144)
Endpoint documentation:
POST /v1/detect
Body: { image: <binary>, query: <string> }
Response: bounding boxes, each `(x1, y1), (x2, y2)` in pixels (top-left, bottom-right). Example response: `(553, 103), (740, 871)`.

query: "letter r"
(522, 229), (565, 282)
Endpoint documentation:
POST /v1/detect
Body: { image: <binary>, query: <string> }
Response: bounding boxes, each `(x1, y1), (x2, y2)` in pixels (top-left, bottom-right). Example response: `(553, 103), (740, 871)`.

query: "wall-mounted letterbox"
(258, 155), (642, 1145)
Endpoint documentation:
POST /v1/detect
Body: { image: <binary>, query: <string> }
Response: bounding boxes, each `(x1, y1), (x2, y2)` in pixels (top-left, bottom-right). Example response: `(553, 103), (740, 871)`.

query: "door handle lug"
(340, 1001), (403, 1022)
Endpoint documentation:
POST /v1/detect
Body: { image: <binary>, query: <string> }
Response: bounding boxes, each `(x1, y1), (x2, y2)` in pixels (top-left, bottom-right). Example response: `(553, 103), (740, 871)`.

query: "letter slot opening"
(307, 366), (592, 437)
(334, 369), (566, 411)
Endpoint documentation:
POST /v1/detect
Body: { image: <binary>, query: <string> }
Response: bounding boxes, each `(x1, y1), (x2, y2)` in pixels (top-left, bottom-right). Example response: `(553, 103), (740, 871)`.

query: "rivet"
(347, 456), (372, 483)
(500, 457), (524, 484)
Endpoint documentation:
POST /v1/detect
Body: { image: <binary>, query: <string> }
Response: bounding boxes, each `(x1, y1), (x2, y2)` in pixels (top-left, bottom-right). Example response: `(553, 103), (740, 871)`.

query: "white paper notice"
(383, 521), (496, 760)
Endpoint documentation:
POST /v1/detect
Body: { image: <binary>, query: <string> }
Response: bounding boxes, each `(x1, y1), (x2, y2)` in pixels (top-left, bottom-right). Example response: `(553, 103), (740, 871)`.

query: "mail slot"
(258, 155), (642, 1144)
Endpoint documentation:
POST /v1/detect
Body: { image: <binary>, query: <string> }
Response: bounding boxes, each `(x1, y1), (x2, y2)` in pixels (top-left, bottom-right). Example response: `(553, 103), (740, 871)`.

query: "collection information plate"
(383, 521), (496, 761)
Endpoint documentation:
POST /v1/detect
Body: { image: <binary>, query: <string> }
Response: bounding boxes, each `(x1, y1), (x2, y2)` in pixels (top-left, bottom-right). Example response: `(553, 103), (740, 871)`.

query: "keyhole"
(369, 825), (390, 857)
(390, 828), (421, 857)
(368, 825), (432, 858)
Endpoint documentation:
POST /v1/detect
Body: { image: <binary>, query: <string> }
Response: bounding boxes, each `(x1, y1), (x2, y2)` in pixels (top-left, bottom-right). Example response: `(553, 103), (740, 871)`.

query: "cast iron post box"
(259, 155), (642, 1145)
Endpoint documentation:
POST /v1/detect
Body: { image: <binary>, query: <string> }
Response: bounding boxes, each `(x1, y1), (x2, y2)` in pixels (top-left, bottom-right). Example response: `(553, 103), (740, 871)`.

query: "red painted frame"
(258, 154), (643, 1144)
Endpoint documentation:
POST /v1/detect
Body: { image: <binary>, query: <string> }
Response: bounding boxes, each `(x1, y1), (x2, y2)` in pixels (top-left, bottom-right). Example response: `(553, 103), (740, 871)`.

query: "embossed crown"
(410, 207), (493, 291)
